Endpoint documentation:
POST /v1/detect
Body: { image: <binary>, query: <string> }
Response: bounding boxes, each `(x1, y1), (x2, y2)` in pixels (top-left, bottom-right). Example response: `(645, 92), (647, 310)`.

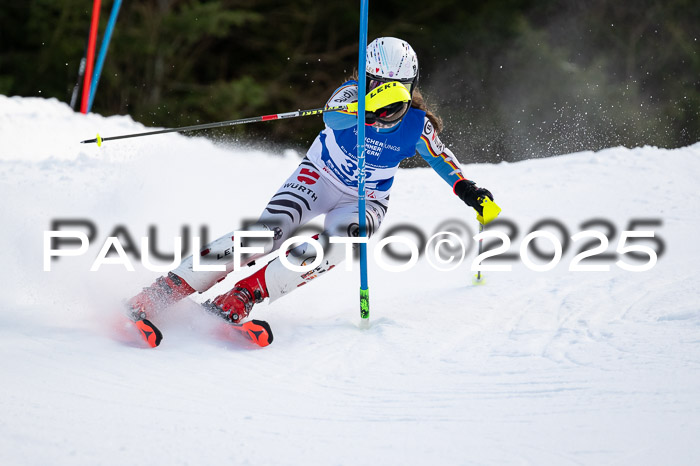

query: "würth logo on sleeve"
(297, 168), (320, 185)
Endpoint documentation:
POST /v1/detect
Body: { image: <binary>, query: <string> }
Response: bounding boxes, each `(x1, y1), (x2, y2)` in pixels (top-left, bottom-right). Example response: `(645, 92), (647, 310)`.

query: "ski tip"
(238, 319), (274, 347)
(134, 319), (163, 348)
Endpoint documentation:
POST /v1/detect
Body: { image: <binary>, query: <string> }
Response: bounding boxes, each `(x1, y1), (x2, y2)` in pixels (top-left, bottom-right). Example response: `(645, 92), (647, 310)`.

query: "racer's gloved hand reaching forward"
(453, 179), (494, 216)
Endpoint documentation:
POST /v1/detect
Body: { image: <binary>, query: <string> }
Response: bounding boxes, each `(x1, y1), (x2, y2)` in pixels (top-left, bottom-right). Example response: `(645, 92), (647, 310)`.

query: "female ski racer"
(127, 37), (496, 346)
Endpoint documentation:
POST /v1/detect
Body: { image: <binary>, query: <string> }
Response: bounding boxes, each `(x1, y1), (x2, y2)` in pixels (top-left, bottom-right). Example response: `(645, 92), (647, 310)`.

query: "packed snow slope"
(1, 95), (699, 465)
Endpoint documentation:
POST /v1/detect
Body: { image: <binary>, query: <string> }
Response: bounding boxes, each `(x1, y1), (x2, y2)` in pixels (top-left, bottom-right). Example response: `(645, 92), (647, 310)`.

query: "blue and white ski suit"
(175, 81), (469, 300)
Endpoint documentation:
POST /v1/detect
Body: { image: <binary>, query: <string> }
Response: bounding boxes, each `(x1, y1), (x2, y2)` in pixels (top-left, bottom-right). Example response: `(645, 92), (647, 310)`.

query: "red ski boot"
(127, 272), (196, 321)
(126, 272), (195, 347)
(204, 265), (269, 323)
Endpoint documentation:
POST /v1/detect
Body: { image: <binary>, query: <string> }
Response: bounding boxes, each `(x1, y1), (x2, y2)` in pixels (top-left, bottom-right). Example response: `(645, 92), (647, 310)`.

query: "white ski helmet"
(366, 37), (419, 95)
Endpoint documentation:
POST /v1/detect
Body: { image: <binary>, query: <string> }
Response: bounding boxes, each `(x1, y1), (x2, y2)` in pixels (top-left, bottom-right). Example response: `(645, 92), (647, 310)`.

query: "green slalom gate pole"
(357, 0), (370, 328)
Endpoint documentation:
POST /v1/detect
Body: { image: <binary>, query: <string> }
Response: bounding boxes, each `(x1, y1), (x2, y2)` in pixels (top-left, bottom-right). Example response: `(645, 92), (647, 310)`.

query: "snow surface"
(1, 95), (699, 465)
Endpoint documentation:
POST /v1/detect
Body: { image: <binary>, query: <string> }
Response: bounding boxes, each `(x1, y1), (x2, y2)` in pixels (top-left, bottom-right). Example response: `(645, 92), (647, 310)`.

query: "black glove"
(454, 179), (494, 215)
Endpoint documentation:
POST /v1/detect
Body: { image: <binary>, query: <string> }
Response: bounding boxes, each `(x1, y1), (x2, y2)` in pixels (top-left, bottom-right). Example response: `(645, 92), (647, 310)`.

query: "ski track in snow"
(1, 95), (699, 465)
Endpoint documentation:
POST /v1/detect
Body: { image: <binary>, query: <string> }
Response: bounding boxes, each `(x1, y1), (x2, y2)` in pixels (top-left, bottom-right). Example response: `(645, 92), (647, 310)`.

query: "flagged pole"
(80, 0), (102, 114)
(357, 0), (370, 329)
(88, 0), (123, 113)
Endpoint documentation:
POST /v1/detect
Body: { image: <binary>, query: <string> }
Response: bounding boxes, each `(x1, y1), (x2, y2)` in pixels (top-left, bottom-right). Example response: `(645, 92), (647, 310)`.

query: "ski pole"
(473, 197), (501, 285)
(473, 221), (484, 284)
(80, 105), (351, 146)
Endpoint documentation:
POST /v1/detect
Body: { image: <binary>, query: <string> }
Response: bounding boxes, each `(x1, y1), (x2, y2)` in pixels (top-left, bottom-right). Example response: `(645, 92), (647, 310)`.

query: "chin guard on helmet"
(364, 81), (412, 127)
(345, 81), (412, 128)
(365, 82), (411, 112)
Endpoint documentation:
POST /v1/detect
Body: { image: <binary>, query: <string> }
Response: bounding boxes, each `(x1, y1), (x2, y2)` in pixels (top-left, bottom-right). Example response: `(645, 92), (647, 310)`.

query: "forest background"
(1, 0), (698, 164)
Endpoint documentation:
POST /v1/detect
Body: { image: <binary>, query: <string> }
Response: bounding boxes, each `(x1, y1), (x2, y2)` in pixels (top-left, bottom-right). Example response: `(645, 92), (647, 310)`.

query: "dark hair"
(347, 71), (443, 134)
(410, 88), (443, 134)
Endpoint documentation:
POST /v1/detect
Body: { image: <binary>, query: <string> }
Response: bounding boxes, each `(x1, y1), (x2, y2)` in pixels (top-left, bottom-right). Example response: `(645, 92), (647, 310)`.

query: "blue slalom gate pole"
(87, 0), (123, 113)
(357, 0), (370, 328)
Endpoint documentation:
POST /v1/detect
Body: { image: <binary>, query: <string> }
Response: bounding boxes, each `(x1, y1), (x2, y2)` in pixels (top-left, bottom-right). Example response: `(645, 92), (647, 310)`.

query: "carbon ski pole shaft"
(476, 222), (484, 281)
(80, 105), (350, 146)
(472, 221), (485, 285)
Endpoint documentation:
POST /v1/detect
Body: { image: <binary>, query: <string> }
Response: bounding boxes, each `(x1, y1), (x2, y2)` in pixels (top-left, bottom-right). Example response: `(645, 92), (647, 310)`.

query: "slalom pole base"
(359, 287), (370, 329)
(472, 274), (486, 286)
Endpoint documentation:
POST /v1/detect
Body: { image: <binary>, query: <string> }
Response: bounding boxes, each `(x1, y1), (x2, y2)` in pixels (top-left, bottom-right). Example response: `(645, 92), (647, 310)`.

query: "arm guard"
(323, 81), (359, 130)
(416, 117), (465, 187)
